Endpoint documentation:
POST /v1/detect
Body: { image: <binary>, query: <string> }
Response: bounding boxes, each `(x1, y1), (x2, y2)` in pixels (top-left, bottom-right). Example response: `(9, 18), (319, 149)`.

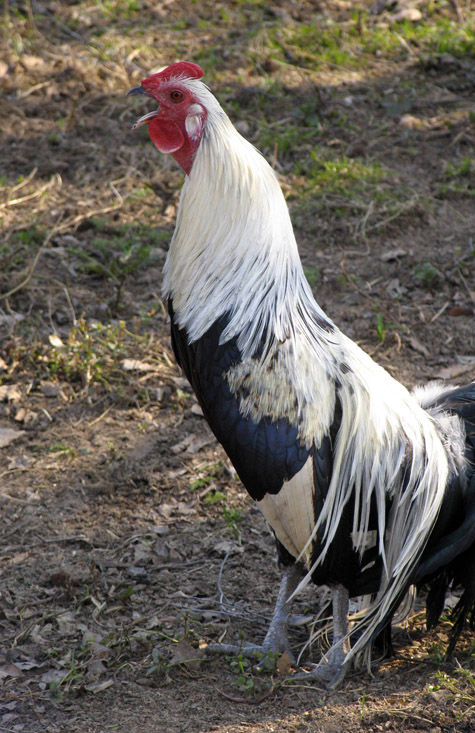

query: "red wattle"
(148, 118), (184, 154)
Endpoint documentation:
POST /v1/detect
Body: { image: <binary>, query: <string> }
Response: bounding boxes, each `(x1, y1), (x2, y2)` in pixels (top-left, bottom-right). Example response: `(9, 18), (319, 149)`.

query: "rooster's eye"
(170, 90), (184, 103)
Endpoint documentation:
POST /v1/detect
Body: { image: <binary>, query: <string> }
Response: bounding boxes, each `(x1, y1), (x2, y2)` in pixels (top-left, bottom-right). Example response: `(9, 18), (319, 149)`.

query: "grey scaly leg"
(291, 583), (350, 688)
(206, 563), (303, 659)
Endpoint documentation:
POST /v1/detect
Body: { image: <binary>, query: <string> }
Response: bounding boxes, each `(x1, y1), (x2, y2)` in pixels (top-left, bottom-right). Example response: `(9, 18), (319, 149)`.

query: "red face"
(129, 62), (206, 175)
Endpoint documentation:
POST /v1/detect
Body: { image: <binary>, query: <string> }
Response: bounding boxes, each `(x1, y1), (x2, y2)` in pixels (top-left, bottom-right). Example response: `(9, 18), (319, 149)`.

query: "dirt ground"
(0, 1), (474, 731)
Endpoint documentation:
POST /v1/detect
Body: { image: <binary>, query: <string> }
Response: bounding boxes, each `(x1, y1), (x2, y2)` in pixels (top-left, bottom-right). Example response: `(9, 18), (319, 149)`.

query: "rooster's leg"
(291, 584), (350, 688)
(206, 563), (303, 659)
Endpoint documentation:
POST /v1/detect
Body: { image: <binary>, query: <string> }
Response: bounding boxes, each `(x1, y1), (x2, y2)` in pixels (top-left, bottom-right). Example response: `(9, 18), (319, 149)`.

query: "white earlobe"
(185, 104), (204, 140)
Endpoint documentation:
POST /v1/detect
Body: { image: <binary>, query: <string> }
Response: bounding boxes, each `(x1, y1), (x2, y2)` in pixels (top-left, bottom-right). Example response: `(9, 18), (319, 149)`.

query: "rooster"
(129, 61), (475, 684)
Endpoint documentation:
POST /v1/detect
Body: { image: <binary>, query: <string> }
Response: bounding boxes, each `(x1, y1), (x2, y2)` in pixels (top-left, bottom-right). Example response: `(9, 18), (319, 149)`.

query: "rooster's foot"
(205, 564), (302, 663)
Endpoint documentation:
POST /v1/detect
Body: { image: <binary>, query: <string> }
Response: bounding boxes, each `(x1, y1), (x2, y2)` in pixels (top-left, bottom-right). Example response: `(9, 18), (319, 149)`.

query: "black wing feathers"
(168, 300), (310, 500)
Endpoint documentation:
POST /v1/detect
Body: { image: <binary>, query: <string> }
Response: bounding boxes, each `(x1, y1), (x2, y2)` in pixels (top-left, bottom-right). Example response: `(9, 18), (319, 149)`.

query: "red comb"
(142, 62), (204, 89)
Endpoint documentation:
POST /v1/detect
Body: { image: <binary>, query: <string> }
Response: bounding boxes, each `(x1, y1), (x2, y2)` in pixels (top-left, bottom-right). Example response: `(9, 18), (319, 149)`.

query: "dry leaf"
(134, 543), (152, 563)
(380, 248), (407, 262)
(48, 334), (64, 348)
(87, 659), (108, 679)
(56, 611), (79, 636)
(0, 384), (22, 402)
(0, 663), (23, 680)
(84, 679), (114, 694)
(394, 8), (422, 22)
(170, 640), (204, 670)
(7, 454), (33, 470)
(40, 382), (60, 398)
(171, 434), (193, 454)
(121, 358), (156, 373)
(172, 376), (190, 389)
(213, 539), (242, 556)
(408, 336), (431, 359)
(39, 669), (68, 686)
(447, 306), (473, 317)
(436, 363), (474, 379)
(399, 114), (425, 130)
(276, 651), (293, 676)
(172, 431), (214, 454)
(0, 426), (25, 448)
(187, 434), (214, 454)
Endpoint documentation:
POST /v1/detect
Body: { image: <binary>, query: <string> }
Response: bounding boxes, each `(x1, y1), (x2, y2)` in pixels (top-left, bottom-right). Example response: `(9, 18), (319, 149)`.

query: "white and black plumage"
(129, 61), (475, 684)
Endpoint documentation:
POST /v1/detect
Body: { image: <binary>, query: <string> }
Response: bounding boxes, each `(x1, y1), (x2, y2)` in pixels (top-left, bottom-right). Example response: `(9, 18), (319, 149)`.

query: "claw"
(287, 660), (347, 689)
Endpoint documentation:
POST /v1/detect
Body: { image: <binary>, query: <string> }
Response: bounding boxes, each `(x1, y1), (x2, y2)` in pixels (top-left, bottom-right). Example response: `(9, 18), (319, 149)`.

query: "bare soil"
(0, 2), (474, 731)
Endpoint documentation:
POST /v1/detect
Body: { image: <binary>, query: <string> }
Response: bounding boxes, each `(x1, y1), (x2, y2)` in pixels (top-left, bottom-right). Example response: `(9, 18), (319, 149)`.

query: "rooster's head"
(129, 61), (206, 174)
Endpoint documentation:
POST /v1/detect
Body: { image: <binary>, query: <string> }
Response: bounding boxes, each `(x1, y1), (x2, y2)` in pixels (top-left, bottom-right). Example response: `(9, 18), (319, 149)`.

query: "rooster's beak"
(128, 85), (158, 129)
(127, 85), (146, 96)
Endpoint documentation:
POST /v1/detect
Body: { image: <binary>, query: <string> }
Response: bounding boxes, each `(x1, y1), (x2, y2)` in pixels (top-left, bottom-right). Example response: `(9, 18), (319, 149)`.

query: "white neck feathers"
(162, 88), (330, 356)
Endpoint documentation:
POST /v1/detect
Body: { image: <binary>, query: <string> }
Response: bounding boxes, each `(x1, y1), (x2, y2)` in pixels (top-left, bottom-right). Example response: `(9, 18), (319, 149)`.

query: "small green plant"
(191, 462), (223, 490)
(427, 643), (445, 664)
(200, 476), (242, 538)
(46, 318), (130, 393)
(229, 653), (255, 692)
(427, 667), (475, 711)
(371, 306), (400, 343)
(438, 155), (474, 197)
(444, 155), (473, 179)
(1, 227), (44, 272)
(412, 261), (443, 288)
(229, 649), (280, 694)
(48, 441), (77, 459)
(202, 489), (226, 505)
(360, 692), (367, 713)
(146, 646), (169, 678)
(254, 12), (474, 75)
(48, 650), (85, 698)
(375, 312), (387, 343)
(222, 505), (242, 537)
(68, 225), (167, 312)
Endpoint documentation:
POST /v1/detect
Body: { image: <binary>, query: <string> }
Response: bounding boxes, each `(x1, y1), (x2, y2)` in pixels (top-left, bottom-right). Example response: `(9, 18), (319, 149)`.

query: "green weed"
(201, 482), (242, 539)
(1, 227), (44, 272)
(412, 261), (443, 288)
(191, 461), (225, 491)
(203, 490), (226, 506)
(48, 649), (85, 698)
(371, 306), (400, 343)
(257, 122), (314, 162)
(427, 643), (445, 664)
(375, 312), (387, 343)
(46, 317), (129, 392)
(95, 0), (140, 20)
(68, 225), (166, 312)
(222, 505), (242, 537)
(229, 649), (279, 693)
(229, 653), (255, 692)
(360, 692), (367, 713)
(438, 155), (474, 197)
(253, 13), (474, 74)
(301, 151), (386, 194)
(427, 667), (475, 716)
(48, 441), (77, 459)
